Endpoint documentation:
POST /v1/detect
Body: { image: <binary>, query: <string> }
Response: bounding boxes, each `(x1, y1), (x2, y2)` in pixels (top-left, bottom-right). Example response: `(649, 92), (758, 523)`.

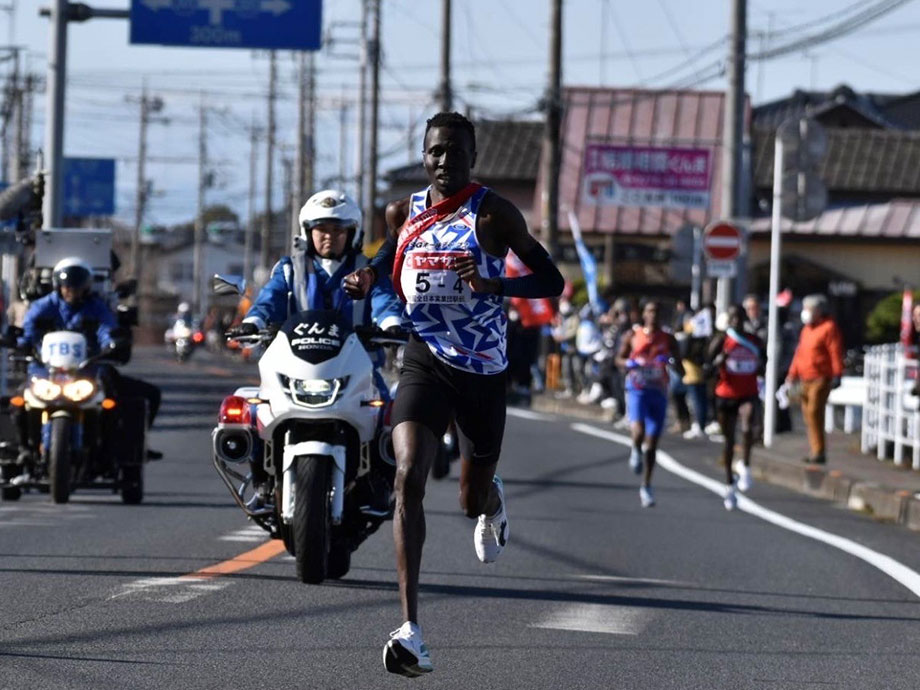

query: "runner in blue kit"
(343, 112), (564, 677)
(615, 301), (683, 507)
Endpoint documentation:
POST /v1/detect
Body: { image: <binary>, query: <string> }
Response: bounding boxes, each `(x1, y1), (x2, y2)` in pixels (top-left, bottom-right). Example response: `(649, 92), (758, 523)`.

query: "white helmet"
(298, 189), (363, 254)
(52, 257), (93, 294)
(177, 302), (190, 313)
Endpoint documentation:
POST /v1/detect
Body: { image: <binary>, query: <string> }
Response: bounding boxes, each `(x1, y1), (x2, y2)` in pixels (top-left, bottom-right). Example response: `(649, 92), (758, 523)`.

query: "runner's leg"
(718, 401), (738, 485)
(738, 399), (755, 466)
(392, 421), (437, 624)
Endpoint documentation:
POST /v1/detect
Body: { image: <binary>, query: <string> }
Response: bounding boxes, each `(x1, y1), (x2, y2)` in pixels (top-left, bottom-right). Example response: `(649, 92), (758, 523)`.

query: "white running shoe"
(639, 485), (655, 508)
(704, 421), (722, 436)
(736, 463), (752, 493)
(475, 476), (509, 563)
(682, 423), (704, 440)
(629, 447), (643, 474)
(383, 621), (433, 677)
(723, 485), (738, 511)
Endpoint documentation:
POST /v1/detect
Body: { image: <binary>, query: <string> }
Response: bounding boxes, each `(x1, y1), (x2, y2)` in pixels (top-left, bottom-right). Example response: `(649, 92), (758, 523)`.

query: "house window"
(227, 263), (244, 275)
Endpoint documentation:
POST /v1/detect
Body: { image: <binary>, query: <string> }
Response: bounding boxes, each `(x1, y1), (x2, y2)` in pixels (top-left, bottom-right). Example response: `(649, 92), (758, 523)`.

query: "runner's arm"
(344, 199), (408, 298)
(615, 331), (634, 370)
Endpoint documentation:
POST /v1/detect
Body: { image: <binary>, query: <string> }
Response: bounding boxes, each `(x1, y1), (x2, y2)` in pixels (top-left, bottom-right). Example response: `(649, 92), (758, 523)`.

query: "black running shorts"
(391, 335), (507, 466)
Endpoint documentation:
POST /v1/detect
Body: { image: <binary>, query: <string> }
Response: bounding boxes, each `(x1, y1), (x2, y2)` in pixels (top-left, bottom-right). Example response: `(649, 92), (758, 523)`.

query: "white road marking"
(577, 574), (690, 587)
(506, 408), (555, 422)
(109, 576), (231, 604)
(571, 422), (920, 600)
(219, 525), (269, 542)
(531, 603), (646, 635)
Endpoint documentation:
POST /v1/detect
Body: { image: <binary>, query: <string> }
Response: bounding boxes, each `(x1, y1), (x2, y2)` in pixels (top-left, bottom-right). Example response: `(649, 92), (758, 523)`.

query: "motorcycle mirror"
(212, 274), (246, 296)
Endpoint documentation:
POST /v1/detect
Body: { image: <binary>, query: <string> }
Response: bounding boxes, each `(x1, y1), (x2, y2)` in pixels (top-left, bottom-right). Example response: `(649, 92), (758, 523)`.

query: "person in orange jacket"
(786, 294), (844, 464)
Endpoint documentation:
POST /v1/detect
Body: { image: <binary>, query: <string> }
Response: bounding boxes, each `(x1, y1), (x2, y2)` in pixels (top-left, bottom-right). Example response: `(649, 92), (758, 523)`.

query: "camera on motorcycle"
(212, 274), (246, 296)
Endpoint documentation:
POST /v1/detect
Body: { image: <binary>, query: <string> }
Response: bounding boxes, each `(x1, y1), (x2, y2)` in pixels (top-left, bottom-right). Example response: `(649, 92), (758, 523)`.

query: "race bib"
(401, 251), (472, 305)
(630, 365), (666, 389)
(726, 353), (758, 374)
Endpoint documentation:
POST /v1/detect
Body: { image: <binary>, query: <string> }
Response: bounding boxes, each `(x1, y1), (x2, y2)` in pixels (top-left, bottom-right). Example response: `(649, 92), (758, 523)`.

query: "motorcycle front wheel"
(293, 455), (330, 584)
(49, 416), (72, 504)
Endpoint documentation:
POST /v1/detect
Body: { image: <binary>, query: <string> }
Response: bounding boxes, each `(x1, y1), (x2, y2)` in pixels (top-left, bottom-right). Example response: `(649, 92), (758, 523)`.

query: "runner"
(343, 112), (564, 677)
(709, 304), (765, 510)
(615, 301), (683, 507)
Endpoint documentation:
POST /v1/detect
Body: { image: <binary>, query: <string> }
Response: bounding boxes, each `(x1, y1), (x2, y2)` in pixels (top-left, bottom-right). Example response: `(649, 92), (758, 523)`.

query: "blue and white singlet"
(400, 185), (507, 375)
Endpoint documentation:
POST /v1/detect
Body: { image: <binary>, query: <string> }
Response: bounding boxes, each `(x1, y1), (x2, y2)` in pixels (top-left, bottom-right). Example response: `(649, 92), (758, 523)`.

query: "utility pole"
(437, 0), (452, 112)
(245, 117), (259, 286)
(132, 80), (164, 279)
(338, 94), (349, 187)
(193, 93), (208, 315)
(717, 0), (747, 315)
(365, 0), (381, 249)
(293, 51), (306, 236)
(305, 53), (315, 193)
(42, 0), (68, 228)
(356, 0), (368, 213)
(7, 48), (21, 184)
(541, 0), (563, 260)
(260, 51), (276, 276)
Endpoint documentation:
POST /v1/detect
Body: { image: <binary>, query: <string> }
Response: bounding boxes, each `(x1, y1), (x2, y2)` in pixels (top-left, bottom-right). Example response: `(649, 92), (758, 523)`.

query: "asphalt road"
(1, 347), (919, 690)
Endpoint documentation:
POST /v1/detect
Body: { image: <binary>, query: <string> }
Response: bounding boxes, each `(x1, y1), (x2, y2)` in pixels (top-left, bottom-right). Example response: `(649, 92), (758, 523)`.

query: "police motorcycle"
(0, 328), (145, 504)
(165, 304), (204, 363)
(210, 275), (406, 584)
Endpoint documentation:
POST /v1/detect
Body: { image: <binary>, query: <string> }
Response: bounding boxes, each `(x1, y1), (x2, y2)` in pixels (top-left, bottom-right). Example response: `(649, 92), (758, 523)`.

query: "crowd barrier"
(862, 343), (920, 470)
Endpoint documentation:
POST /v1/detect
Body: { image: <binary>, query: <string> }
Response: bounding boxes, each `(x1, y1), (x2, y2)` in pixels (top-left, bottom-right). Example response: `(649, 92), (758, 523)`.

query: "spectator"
(682, 305), (714, 440)
(743, 294), (768, 342)
(551, 299), (580, 398)
(786, 294), (844, 464)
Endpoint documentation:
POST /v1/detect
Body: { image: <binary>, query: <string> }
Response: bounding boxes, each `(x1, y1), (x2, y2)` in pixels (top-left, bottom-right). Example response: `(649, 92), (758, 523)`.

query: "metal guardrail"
(862, 343), (920, 470)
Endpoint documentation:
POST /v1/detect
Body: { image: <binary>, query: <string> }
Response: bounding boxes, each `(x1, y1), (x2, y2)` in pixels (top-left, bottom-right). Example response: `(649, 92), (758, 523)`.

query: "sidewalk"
(530, 392), (920, 534)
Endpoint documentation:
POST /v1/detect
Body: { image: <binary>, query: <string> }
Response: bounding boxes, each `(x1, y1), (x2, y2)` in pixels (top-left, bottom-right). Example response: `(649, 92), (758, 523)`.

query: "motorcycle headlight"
(31, 378), (62, 401)
(278, 375), (348, 407)
(62, 379), (96, 402)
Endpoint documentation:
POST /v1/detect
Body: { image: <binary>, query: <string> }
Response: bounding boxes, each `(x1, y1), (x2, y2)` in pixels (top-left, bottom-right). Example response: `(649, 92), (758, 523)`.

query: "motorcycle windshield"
(281, 310), (351, 365)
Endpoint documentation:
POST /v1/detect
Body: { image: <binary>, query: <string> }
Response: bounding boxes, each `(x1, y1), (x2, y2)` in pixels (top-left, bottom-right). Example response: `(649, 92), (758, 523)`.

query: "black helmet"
(52, 257), (93, 296)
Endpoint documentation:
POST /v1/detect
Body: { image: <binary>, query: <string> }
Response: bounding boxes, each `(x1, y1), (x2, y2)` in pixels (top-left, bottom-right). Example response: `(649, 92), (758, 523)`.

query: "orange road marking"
(181, 540), (286, 581)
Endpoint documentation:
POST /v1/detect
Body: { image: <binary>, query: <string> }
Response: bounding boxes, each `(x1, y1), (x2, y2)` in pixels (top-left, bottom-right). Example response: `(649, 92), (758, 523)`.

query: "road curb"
(531, 393), (920, 534)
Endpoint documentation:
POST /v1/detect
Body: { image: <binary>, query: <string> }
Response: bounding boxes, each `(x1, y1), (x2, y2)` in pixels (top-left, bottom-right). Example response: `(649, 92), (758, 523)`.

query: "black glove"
(226, 322), (258, 338)
(831, 376), (842, 390)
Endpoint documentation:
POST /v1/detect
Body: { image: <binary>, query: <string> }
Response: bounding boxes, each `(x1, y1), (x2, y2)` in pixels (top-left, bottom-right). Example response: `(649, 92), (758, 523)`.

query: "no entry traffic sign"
(703, 222), (742, 261)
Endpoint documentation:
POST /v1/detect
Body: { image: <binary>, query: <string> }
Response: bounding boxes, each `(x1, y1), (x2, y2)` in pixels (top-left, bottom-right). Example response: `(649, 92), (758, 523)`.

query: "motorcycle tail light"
(192, 331), (205, 344)
(219, 395), (251, 424)
(102, 398), (117, 410)
(10, 396), (24, 407)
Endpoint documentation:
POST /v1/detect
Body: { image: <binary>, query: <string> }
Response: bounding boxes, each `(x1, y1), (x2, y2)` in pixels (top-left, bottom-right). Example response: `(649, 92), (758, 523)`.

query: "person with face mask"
(785, 294), (844, 464)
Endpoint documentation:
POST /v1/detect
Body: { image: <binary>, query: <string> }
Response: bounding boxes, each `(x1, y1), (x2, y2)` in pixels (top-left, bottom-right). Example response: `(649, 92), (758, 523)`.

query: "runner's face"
(423, 126), (475, 196)
(728, 306), (743, 330)
(310, 223), (349, 259)
(643, 303), (659, 328)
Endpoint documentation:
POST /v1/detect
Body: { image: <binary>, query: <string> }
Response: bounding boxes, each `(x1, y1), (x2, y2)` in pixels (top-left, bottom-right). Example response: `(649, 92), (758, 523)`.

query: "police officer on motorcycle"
(228, 189), (403, 512)
(17, 257), (162, 456)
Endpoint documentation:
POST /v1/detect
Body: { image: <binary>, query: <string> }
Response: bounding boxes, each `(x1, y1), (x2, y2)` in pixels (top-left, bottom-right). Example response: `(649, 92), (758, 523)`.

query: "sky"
(7, 0), (920, 229)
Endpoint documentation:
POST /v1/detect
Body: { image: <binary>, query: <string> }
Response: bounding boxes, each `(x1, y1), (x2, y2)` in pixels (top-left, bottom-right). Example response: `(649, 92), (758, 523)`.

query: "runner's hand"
(454, 254), (498, 294)
(343, 267), (375, 299)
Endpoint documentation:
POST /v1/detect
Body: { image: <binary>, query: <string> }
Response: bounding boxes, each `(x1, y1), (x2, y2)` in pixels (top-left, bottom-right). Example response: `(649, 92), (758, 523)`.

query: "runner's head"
(422, 112), (477, 196)
(298, 189), (363, 259)
(641, 300), (660, 330)
(727, 304), (745, 331)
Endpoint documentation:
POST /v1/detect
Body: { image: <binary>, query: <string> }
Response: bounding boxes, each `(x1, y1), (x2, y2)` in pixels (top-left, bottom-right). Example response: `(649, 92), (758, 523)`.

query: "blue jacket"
(20, 292), (116, 355)
(244, 251), (403, 331)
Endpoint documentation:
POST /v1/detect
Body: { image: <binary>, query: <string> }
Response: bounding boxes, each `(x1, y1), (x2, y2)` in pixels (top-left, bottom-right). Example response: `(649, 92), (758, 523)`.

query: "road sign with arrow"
(130, 0), (322, 51)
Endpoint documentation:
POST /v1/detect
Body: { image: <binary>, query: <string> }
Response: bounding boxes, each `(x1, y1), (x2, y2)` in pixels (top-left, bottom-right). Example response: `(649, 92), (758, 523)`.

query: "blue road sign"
(63, 158), (116, 217)
(130, 0), (322, 50)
